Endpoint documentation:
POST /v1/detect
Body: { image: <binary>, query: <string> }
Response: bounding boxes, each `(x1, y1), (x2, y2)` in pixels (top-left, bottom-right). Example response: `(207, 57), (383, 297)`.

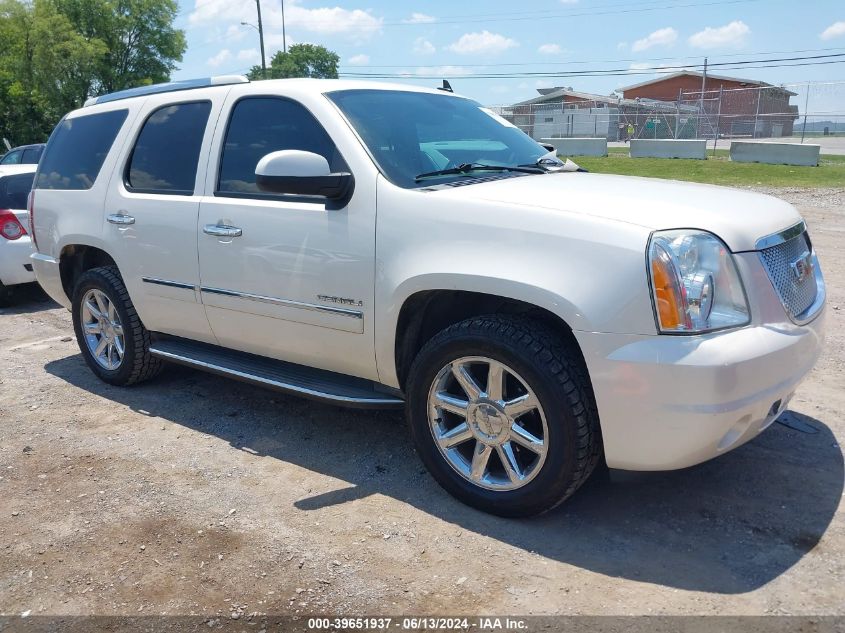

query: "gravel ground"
(1, 187), (843, 619)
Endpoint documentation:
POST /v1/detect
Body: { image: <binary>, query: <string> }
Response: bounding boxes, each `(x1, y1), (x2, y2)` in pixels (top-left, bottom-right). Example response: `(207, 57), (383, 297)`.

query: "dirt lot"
(1, 188), (843, 619)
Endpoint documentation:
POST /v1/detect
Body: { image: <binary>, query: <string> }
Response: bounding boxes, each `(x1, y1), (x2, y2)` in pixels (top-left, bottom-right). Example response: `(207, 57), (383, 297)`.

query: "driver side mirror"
(255, 150), (354, 201)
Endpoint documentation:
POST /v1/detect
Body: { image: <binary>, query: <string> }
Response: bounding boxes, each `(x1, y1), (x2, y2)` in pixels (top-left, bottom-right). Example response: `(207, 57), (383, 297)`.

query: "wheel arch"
(389, 278), (588, 392)
(59, 243), (118, 302)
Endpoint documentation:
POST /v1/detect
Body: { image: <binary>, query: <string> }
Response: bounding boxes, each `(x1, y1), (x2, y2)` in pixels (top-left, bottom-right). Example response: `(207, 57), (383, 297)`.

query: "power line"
(338, 53), (845, 80)
(339, 47), (845, 70)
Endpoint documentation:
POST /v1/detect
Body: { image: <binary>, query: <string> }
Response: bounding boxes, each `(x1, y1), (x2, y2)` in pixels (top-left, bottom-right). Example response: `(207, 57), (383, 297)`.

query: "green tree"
(248, 44), (339, 80)
(51, 0), (186, 95)
(0, 0), (104, 144)
(0, 0), (185, 145)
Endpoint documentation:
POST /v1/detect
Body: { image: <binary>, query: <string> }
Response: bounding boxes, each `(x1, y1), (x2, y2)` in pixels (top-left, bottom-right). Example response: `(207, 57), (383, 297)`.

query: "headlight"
(648, 230), (750, 333)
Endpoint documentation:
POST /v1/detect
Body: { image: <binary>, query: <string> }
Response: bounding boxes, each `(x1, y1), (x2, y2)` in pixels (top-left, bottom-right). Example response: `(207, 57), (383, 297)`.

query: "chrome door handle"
(203, 224), (243, 238)
(107, 213), (135, 225)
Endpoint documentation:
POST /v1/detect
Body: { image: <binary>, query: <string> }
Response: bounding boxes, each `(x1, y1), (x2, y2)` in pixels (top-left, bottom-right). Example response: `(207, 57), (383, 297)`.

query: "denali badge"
(789, 251), (814, 283)
(317, 295), (363, 307)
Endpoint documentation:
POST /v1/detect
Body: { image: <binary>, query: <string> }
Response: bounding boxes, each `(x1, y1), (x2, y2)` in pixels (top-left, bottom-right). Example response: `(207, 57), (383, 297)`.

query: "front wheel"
(71, 266), (163, 386)
(406, 316), (602, 517)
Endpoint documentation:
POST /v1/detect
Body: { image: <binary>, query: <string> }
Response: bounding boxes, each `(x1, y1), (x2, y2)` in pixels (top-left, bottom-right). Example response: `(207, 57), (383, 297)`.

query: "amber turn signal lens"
(651, 246), (689, 330)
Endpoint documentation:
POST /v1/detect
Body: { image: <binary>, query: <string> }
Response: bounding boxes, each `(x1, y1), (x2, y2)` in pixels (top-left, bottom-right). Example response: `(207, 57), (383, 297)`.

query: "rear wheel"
(71, 266), (162, 385)
(406, 316), (602, 517)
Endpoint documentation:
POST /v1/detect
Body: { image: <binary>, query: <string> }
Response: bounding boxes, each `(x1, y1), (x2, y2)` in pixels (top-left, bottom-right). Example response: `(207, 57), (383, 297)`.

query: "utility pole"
(714, 85), (723, 156)
(255, 0), (267, 78)
(281, 0), (287, 53)
(801, 81), (810, 143)
(699, 57), (707, 139)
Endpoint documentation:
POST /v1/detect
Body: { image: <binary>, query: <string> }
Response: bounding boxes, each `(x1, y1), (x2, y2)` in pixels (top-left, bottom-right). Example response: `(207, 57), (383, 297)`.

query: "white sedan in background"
(0, 164), (37, 306)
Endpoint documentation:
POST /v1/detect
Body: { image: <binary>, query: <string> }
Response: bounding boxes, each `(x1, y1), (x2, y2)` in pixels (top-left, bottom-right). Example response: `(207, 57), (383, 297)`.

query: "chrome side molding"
(142, 277), (196, 290)
(139, 278), (364, 320)
(200, 286), (363, 319)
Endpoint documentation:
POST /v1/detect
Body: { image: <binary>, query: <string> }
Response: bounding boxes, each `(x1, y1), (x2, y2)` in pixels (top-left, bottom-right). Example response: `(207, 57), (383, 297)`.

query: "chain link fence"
(490, 80), (845, 143)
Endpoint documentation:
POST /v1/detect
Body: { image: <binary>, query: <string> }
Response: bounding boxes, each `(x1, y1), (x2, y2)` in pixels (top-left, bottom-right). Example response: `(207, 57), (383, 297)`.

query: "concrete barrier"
(730, 142), (820, 167)
(542, 137), (608, 157)
(630, 139), (707, 160)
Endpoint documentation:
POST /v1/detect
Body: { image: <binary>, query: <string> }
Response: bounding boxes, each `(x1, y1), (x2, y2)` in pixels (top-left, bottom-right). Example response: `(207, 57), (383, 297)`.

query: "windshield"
(327, 89), (549, 189)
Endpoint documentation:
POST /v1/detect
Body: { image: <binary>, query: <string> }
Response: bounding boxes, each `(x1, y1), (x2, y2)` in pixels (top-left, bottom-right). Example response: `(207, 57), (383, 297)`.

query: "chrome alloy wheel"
(80, 289), (125, 370)
(427, 356), (549, 491)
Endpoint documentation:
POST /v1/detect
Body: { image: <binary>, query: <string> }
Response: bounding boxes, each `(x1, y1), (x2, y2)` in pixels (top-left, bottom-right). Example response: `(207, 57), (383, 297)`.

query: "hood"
(433, 172), (801, 252)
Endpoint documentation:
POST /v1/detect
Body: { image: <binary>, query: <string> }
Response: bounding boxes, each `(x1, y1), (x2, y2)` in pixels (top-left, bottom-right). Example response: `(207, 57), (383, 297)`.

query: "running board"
(149, 337), (404, 409)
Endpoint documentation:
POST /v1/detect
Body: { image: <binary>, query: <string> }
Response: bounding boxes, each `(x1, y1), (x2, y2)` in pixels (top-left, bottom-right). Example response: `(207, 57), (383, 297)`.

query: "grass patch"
(570, 150), (845, 188)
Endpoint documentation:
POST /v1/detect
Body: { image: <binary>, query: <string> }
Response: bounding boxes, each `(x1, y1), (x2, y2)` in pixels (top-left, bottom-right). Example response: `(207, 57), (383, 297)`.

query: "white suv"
(30, 77), (826, 516)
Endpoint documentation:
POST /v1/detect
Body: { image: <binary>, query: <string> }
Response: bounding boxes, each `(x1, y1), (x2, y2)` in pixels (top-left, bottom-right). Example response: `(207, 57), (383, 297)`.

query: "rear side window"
(36, 109), (128, 190)
(0, 172), (36, 209)
(218, 97), (345, 196)
(126, 102), (211, 195)
(21, 147), (42, 163)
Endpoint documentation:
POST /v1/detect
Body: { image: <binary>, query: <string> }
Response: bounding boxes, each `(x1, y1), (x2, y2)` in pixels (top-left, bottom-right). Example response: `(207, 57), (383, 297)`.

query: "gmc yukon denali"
(29, 77), (826, 516)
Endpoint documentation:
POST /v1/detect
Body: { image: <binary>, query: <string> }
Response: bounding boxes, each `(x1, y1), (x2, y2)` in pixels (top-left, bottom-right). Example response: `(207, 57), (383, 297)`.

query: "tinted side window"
(21, 147), (42, 164)
(0, 173), (35, 209)
(36, 109), (128, 190)
(218, 97), (345, 196)
(127, 102), (211, 194)
(1, 150), (22, 165)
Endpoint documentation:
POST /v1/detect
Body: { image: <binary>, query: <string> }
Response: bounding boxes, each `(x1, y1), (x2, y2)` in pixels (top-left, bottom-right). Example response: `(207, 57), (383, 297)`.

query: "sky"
(173, 0), (845, 111)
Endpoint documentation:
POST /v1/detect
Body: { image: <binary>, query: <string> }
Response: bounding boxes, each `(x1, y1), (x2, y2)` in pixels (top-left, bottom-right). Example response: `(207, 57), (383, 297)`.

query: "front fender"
(374, 181), (658, 387)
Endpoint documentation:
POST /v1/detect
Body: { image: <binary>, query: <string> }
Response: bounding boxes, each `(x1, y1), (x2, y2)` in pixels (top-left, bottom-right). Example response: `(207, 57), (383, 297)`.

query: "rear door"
(103, 91), (224, 342)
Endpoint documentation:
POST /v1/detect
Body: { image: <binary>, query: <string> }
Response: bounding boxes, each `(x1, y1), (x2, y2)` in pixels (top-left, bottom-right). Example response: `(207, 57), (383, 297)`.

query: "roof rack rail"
(84, 75), (250, 107)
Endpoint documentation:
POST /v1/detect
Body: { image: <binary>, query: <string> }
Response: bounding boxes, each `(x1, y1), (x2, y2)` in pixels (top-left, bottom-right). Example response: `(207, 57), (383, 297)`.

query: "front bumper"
(575, 252), (825, 471)
(0, 236), (36, 287)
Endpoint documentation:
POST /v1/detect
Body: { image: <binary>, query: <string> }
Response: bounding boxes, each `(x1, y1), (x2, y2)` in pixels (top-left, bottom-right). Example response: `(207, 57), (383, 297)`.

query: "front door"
(196, 95), (378, 381)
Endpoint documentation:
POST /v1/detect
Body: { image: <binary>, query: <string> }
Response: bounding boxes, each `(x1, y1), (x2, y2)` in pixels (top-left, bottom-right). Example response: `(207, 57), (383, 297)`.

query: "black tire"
(406, 316), (602, 517)
(71, 266), (163, 386)
(0, 281), (13, 308)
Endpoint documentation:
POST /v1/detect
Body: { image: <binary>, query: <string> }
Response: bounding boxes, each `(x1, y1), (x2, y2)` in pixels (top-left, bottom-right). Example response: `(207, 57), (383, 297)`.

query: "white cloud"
(415, 66), (473, 77)
(224, 24), (248, 42)
(535, 79), (554, 89)
(190, 0), (383, 42)
(632, 27), (678, 52)
(820, 21), (845, 40)
(538, 43), (563, 55)
(207, 49), (232, 67)
(347, 53), (370, 65)
(617, 41), (628, 50)
(689, 20), (750, 49)
(626, 62), (683, 76)
(264, 32), (293, 50)
(403, 12), (435, 24)
(447, 31), (518, 55)
(236, 48), (260, 62)
(413, 37), (436, 55)
(560, 0), (578, 3)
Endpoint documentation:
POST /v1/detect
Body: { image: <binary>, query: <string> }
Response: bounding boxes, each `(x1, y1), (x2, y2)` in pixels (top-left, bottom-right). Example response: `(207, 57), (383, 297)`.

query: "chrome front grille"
(759, 231), (818, 320)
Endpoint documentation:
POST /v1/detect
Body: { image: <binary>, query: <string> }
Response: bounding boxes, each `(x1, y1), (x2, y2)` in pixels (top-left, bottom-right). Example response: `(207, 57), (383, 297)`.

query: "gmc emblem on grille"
(789, 251), (814, 283)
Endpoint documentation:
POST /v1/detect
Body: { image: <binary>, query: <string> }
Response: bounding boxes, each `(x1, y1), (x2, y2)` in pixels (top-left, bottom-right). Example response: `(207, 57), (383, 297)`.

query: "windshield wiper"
(415, 162), (544, 182)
